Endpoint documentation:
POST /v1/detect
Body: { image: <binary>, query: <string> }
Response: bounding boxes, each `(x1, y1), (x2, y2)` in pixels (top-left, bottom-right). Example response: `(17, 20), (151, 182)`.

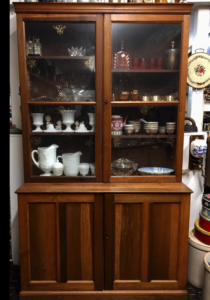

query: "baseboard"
(20, 290), (189, 300)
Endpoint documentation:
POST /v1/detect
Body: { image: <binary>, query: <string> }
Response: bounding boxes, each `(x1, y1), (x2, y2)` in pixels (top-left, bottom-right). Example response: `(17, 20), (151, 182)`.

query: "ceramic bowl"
(144, 128), (158, 134)
(90, 163), (95, 175)
(166, 122), (176, 126)
(166, 128), (175, 134)
(124, 124), (134, 135)
(79, 163), (90, 176)
(138, 167), (174, 175)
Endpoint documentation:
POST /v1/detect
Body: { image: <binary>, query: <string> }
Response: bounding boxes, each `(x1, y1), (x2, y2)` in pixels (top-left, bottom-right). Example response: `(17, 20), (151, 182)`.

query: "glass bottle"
(155, 0), (168, 2)
(34, 38), (42, 56)
(165, 41), (180, 70)
(114, 40), (130, 70)
(26, 38), (34, 56)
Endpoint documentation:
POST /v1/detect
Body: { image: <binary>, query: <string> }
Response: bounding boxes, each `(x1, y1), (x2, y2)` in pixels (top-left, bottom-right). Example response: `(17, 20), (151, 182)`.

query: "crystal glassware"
(114, 40), (130, 70)
(111, 158), (138, 176)
(31, 113), (44, 132)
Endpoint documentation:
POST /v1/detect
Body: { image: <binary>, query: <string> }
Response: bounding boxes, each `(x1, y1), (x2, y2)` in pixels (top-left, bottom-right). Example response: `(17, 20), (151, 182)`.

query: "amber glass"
(155, 0), (168, 3)
(25, 22), (96, 179)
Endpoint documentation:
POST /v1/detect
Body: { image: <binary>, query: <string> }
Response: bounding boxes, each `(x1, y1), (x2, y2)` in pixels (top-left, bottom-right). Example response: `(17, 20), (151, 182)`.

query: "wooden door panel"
(148, 203), (179, 281)
(115, 204), (141, 280)
(19, 193), (103, 291)
(105, 194), (182, 290)
(66, 203), (94, 281)
(29, 203), (56, 281)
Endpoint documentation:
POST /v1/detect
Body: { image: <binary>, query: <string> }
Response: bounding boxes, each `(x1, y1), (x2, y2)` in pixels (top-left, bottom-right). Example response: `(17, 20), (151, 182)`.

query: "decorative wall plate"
(187, 50), (210, 88)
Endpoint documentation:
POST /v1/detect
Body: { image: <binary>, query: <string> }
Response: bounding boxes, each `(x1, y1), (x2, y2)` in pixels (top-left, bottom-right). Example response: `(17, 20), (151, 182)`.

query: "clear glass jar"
(34, 38), (42, 56)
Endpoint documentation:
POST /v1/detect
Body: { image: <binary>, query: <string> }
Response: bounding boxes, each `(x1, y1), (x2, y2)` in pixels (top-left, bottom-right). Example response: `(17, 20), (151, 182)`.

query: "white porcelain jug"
(57, 151), (82, 176)
(31, 144), (59, 176)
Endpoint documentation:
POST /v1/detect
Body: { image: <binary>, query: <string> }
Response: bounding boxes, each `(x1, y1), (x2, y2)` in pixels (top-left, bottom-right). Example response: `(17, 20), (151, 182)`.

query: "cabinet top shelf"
(112, 69), (179, 73)
(27, 56), (94, 60)
(13, 3), (193, 15)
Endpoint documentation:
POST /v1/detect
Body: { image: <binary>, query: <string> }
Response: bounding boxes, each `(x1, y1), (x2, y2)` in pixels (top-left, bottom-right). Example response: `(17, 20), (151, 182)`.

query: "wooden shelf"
(28, 101), (96, 105)
(112, 69), (179, 73)
(27, 55), (94, 60)
(30, 132), (94, 136)
(111, 134), (176, 138)
(111, 101), (179, 106)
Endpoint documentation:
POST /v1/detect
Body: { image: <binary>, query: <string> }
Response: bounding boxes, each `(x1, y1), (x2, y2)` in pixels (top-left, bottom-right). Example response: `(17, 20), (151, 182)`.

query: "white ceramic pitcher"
(57, 151), (82, 176)
(31, 144), (59, 176)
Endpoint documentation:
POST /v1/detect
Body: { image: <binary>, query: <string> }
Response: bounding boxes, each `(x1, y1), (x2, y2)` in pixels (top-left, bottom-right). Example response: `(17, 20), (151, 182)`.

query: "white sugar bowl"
(191, 138), (207, 158)
(52, 158), (64, 176)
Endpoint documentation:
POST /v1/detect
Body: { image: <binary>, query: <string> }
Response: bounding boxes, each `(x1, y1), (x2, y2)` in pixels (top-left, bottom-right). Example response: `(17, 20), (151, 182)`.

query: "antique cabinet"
(14, 3), (193, 300)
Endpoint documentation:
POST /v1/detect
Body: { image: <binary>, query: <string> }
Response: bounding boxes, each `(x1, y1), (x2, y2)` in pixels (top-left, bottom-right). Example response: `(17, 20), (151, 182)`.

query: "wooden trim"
(109, 176), (177, 183)
(16, 14), (30, 182)
(175, 15), (191, 182)
(93, 195), (104, 290)
(114, 194), (181, 203)
(111, 14), (184, 22)
(104, 194), (115, 290)
(18, 195), (30, 290)
(177, 194), (190, 289)
(140, 202), (150, 282)
(28, 281), (94, 291)
(13, 3), (193, 15)
(56, 201), (61, 283)
(21, 13), (97, 21)
(16, 183), (193, 194)
(95, 14), (103, 182)
(103, 14), (112, 183)
(113, 280), (178, 290)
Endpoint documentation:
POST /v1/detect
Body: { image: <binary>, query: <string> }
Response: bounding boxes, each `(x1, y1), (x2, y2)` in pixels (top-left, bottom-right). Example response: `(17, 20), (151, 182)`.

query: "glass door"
(20, 15), (103, 182)
(103, 14), (190, 183)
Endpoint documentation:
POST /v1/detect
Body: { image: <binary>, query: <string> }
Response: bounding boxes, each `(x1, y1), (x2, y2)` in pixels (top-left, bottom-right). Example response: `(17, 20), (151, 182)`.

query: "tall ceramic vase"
(59, 109), (76, 132)
(31, 113), (44, 132)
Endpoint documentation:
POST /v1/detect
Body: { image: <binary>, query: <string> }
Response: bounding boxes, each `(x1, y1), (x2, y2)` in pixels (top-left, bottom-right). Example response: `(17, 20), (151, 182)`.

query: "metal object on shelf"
(165, 41), (180, 70)
(52, 25), (66, 35)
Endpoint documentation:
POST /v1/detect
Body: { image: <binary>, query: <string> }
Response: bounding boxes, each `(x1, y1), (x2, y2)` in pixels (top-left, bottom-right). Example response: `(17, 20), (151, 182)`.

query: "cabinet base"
(20, 290), (188, 300)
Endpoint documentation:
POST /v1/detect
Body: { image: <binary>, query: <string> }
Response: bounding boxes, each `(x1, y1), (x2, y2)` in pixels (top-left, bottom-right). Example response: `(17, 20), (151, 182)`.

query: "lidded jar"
(52, 158), (64, 176)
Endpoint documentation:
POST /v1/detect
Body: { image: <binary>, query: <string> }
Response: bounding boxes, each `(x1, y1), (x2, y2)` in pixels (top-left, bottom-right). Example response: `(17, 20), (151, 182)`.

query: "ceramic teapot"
(111, 115), (128, 135)
(31, 144), (59, 176)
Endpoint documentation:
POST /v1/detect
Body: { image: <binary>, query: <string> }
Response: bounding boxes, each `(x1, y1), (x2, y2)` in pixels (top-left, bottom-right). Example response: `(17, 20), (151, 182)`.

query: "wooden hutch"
(14, 2), (193, 300)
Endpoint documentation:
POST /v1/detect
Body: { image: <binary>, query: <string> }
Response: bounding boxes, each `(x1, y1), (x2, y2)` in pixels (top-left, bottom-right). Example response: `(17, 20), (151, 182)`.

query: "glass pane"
(111, 105), (177, 176)
(25, 22), (95, 102)
(111, 23), (181, 177)
(30, 104), (95, 177)
(112, 23), (181, 102)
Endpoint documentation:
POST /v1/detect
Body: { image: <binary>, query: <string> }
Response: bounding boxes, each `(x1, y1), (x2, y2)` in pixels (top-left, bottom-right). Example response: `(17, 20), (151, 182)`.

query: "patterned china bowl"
(138, 167), (174, 175)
